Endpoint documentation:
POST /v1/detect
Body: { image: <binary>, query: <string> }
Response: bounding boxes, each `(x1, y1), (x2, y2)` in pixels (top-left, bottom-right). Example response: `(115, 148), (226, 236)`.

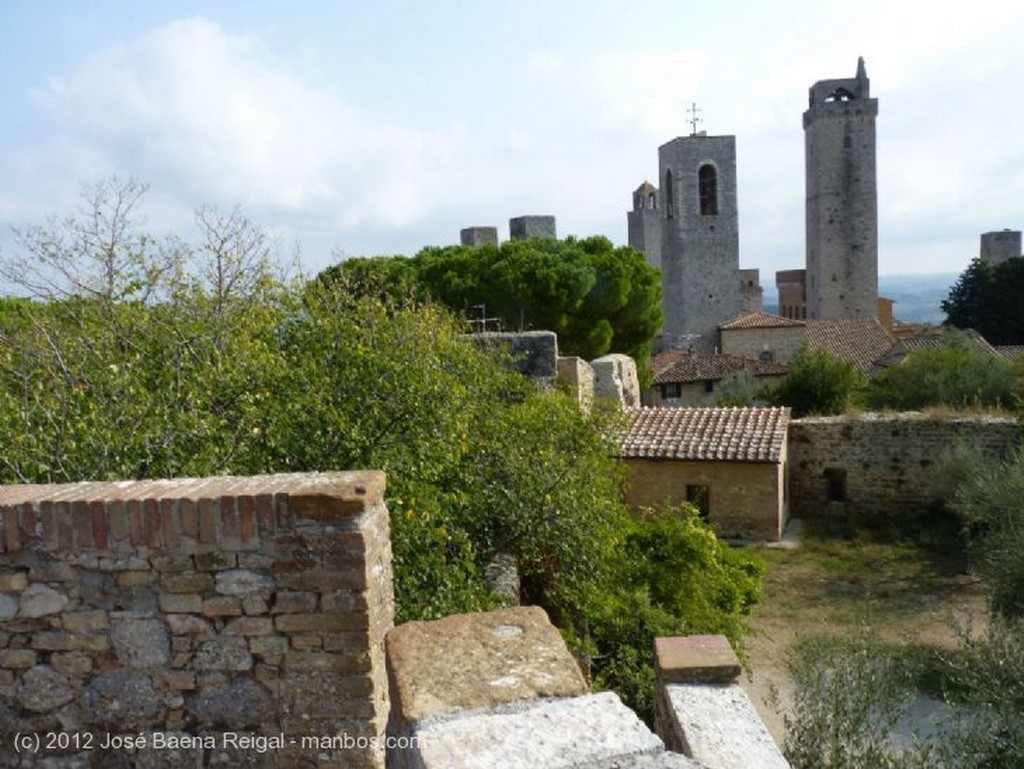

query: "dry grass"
(738, 517), (989, 744)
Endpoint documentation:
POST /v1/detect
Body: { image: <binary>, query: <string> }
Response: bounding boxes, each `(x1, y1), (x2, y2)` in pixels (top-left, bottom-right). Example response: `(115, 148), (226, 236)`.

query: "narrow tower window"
(665, 170), (674, 219)
(698, 164), (718, 216)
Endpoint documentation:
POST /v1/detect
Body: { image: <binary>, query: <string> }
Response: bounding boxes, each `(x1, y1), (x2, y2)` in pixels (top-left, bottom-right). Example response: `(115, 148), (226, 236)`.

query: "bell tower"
(803, 56), (879, 320)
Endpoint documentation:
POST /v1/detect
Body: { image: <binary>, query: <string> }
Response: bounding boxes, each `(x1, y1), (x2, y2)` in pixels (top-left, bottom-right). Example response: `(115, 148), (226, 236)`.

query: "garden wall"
(0, 470), (393, 768)
(789, 413), (1021, 520)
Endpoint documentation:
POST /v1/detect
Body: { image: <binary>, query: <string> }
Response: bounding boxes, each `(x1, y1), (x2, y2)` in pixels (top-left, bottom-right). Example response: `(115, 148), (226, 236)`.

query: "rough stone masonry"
(0, 471), (394, 769)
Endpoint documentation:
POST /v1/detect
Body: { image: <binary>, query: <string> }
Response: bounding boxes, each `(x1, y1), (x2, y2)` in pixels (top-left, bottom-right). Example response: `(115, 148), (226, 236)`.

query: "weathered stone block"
(223, 616), (275, 636)
(16, 665), (75, 712)
(271, 591), (318, 614)
(159, 593), (203, 614)
(0, 649), (37, 668)
(193, 637), (253, 671)
(162, 572), (215, 593)
(187, 678), (275, 729)
(386, 606), (587, 727)
(18, 583), (68, 618)
(0, 572), (28, 591)
(111, 618), (170, 668)
(62, 610), (110, 632)
(82, 670), (161, 728)
(202, 596), (242, 617)
(654, 635), (741, 684)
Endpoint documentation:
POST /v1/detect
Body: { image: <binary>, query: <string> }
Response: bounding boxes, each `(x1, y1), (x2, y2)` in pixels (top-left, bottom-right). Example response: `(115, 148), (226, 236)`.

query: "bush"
(782, 631), (937, 769)
(865, 332), (1020, 411)
(590, 504), (763, 723)
(946, 448), (1024, 618)
(769, 347), (863, 417)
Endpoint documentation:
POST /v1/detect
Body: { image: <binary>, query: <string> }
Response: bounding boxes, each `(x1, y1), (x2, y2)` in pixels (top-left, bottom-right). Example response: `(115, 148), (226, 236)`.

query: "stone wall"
(789, 414), (1021, 519)
(0, 471), (393, 768)
(623, 458), (787, 541)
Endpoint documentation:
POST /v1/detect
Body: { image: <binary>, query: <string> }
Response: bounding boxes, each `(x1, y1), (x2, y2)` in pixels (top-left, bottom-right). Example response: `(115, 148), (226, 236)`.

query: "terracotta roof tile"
(619, 406), (791, 463)
(804, 318), (895, 374)
(652, 353), (789, 385)
(720, 311), (805, 330)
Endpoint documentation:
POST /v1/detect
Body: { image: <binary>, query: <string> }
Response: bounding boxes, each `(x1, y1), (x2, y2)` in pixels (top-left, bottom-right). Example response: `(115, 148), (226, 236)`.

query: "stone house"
(719, 311), (806, 364)
(717, 311), (895, 375)
(648, 352), (789, 407)
(618, 407), (791, 540)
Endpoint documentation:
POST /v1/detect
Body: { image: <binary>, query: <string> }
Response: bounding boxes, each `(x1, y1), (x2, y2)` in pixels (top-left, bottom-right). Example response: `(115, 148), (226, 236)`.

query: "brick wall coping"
(0, 470), (385, 554)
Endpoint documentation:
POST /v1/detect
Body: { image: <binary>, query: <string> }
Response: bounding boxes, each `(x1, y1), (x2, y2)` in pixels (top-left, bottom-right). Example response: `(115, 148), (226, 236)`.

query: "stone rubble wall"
(0, 471), (393, 769)
(789, 413), (1021, 520)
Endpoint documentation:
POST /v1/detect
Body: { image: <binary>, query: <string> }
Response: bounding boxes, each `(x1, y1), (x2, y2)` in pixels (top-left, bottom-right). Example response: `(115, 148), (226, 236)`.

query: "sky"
(1, 1), (1022, 281)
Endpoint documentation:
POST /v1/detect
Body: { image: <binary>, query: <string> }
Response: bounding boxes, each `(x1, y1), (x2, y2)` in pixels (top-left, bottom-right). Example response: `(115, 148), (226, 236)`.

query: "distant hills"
(763, 273), (958, 326)
(878, 273), (958, 325)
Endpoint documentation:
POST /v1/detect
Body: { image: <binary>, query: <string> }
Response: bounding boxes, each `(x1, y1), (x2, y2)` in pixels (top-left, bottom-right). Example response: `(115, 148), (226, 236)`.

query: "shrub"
(769, 347), (863, 417)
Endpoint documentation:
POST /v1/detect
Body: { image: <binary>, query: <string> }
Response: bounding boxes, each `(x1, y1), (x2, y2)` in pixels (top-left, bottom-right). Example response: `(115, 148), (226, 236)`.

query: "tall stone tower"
(627, 181), (662, 270)
(658, 133), (741, 351)
(980, 229), (1022, 265)
(804, 57), (878, 320)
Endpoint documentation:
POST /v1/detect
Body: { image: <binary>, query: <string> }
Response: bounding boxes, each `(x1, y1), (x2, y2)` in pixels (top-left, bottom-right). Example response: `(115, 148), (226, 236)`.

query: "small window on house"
(649, 192), (657, 209)
(843, 136), (852, 149)
(824, 467), (847, 502)
(698, 164), (718, 216)
(661, 382), (682, 399)
(686, 484), (710, 521)
(704, 380), (715, 394)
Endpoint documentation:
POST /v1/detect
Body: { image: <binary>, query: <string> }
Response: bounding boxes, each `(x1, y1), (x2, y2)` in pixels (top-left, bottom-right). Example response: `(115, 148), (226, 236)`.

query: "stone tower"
(627, 181), (662, 270)
(804, 56), (878, 320)
(980, 229), (1022, 265)
(658, 132), (741, 351)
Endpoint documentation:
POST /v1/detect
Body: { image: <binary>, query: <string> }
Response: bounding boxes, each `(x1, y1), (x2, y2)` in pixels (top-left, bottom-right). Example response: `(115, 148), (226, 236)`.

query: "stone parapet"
(654, 635), (789, 769)
(0, 471), (393, 769)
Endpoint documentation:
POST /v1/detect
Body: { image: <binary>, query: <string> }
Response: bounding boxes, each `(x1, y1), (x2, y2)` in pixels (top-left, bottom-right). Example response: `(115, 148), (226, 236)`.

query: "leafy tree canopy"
(317, 235), (663, 370)
(942, 256), (1024, 344)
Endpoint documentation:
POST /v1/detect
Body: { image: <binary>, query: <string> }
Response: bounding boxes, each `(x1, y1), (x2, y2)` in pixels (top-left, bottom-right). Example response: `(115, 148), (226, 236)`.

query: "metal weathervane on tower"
(687, 102), (703, 136)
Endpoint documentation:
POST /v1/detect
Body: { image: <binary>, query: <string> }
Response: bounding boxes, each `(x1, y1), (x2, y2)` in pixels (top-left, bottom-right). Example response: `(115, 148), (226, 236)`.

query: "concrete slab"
(410, 692), (664, 769)
(662, 683), (789, 769)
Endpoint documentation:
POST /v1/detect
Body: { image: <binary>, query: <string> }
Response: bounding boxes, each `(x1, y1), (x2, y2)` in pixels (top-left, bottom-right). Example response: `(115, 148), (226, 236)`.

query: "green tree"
(942, 256), (1024, 344)
(769, 347), (863, 417)
(865, 330), (1020, 411)
(319, 235), (663, 373)
(0, 182), (760, 724)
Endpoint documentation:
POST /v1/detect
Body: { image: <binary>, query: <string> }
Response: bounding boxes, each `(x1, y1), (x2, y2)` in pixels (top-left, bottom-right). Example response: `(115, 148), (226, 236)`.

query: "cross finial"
(687, 102), (703, 136)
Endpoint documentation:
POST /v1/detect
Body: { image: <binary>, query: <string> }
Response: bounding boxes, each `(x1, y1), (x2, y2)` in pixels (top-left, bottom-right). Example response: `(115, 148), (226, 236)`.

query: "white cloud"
(28, 16), (457, 234)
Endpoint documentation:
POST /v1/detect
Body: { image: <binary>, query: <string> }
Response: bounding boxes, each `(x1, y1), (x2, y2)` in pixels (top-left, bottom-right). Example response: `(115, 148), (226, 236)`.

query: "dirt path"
(736, 528), (989, 746)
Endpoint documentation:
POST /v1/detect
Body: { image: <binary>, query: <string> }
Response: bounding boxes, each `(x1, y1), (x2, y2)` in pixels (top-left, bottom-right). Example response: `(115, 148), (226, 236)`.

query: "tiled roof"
(804, 318), (895, 374)
(649, 351), (687, 377)
(720, 311), (805, 330)
(652, 353), (789, 385)
(874, 327), (1002, 369)
(619, 406), (791, 463)
(997, 345), (1024, 359)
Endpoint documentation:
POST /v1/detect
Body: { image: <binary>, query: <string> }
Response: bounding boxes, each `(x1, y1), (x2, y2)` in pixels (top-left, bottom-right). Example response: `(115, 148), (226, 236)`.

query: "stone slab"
(411, 691), (663, 769)
(655, 635), (740, 684)
(574, 753), (703, 769)
(662, 683), (790, 769)
(387, 606), (587, 725)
